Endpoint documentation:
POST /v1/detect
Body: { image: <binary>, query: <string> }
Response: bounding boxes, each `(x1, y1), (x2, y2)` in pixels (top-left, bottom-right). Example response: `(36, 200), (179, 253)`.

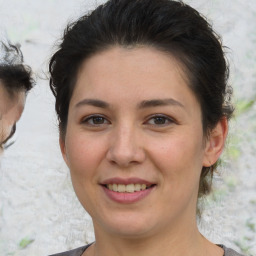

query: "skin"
(60, 46), (227, 256)
(0, 82), (26, 149)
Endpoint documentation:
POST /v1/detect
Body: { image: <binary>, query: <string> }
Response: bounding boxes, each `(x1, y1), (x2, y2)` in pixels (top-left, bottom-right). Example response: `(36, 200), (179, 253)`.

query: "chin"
(94, 212), (160, 239)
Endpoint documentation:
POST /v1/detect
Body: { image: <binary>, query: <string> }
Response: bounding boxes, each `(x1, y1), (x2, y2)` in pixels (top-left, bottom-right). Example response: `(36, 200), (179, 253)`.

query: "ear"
(203, 117), (228, 167)
(59, 136), (69, 165)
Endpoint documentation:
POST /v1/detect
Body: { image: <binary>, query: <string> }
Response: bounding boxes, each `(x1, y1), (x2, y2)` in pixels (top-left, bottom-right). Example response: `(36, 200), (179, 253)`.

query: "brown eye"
(92, 116), (105, 124)
(82, 115), (110, 126)
(146, 115), (174, 126)
(152, 117), (167, 125)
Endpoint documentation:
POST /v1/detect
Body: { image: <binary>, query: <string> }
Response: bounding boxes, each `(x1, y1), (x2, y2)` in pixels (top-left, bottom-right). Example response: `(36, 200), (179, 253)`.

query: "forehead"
(71, 46), (194, 105)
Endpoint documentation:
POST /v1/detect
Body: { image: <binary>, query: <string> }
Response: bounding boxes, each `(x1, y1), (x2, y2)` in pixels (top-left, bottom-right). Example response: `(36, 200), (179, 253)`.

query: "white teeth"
(117, 184), (125, 192)
(141, 184), (146, 190)
(126, 184), (135, 193)
(106, 183), (149, 193)
(134, 184), (141, 191)
(113, 184), (118, 192)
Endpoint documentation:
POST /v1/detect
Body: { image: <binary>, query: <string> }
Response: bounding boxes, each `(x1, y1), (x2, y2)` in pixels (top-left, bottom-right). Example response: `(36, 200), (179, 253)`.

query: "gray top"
(49, 244), (90, 256)
(49, 244), (245, 256)
(219, 245), (245, 256)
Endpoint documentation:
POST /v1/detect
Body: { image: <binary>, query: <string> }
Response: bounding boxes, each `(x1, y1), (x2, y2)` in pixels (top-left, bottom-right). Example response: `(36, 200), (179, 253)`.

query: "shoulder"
(219, 244), (245, 256)
(49, 244), (91, 256)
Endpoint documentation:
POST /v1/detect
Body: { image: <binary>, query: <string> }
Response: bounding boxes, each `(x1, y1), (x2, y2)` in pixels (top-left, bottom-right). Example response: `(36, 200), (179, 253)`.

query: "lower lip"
(102, 186), (154, 204)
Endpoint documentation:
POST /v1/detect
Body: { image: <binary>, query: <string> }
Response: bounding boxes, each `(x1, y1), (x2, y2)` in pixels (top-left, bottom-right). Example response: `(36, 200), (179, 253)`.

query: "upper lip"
(101, 177), (155, 186)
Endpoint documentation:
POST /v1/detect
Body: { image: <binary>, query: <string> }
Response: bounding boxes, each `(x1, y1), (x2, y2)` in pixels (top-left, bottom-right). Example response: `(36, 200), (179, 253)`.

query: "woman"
(49, 0), (241, 255)
(0, 41), (33, 151)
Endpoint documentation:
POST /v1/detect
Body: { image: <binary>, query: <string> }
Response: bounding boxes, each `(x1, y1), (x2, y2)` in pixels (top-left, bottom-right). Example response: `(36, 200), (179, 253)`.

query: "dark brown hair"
(0, 42), (33, 97)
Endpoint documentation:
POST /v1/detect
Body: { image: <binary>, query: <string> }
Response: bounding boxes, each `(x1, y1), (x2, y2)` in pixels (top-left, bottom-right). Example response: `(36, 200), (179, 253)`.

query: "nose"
(106, 124), (146, 167)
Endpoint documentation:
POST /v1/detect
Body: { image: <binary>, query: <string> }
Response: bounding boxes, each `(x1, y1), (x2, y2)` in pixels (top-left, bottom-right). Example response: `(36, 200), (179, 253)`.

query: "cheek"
(148, 133), (204, 189)
(64, 133), (102, 209)
(64, 132), (106, 180)
(0, 119), (13, 142)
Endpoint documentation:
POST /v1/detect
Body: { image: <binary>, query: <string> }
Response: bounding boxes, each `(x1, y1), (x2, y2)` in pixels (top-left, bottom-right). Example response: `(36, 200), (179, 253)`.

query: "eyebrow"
(75, 99), (110, 109)
(75, 98), (184, 110)
(138, 98), (184, 109)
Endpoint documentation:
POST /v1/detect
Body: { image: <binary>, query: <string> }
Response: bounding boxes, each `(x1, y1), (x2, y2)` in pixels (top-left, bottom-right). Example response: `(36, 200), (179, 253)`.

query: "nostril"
(106, 145), (146, 167)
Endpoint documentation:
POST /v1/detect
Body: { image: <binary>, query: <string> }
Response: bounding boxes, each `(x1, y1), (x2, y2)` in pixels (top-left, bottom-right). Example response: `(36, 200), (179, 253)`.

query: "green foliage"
(224, 176), (238, 191)
(19, 237), (34, 249)
(249, 199), (256, 205)
(226, 145), (241, 160)
(234, 237), (253, 255)
(223, 134), (241, 161)
(207, 187), (228, 204)
(236, 99), (255, 115)
(246, 218), (256, 232)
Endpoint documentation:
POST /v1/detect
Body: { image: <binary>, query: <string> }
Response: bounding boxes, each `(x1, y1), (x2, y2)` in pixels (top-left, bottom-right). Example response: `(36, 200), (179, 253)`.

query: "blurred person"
(49, 0), (242, 255)
(0, 41), (33, 151)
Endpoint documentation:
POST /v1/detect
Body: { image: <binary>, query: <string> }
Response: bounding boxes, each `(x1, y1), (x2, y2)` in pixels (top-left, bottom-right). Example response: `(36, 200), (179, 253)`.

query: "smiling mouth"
(104, 184), (155, 193)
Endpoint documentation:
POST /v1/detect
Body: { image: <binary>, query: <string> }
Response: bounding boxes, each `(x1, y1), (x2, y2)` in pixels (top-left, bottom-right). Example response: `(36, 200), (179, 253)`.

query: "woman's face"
(0, 83), (25, 148)
(61, 46), (219, 238)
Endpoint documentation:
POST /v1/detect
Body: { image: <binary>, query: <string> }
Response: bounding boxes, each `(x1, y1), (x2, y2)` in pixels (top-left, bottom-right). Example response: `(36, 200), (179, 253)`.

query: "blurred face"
(0, 83), (25, 149)
(61, 46), (214, 238)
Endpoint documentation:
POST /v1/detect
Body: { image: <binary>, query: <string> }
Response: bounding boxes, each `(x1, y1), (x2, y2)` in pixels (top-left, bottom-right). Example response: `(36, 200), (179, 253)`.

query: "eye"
(145, 115), (174, 126)
(82, 115), (110, 126)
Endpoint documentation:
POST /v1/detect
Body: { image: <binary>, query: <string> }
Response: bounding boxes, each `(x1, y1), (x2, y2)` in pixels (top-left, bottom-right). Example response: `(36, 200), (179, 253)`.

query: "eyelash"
(81, 114), (175, 128)
(81, 115), (110, 126)
(144, 114), (175, 127)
